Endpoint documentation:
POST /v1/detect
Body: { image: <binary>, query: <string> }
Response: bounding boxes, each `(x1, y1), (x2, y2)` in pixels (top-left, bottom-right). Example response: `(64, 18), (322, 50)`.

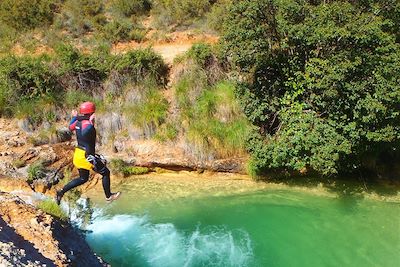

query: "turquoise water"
(84, 179), (400, 267)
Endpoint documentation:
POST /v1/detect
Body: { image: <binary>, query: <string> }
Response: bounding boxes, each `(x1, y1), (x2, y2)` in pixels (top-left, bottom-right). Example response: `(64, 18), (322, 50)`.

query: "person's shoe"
(55, 190), (63, 205)
(106, 192), (121, 202)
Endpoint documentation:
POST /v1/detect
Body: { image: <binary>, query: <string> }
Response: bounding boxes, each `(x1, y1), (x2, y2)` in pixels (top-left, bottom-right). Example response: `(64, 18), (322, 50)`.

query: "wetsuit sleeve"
(69, 116), (77, 131)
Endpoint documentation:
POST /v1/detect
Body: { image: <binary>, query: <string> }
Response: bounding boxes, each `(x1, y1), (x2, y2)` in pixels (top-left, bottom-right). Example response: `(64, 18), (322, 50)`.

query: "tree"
(222, 0), (400, 176)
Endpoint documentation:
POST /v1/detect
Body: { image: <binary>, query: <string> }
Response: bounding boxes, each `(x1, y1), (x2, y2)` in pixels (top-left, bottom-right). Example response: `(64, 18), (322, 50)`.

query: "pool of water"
(83, 174), (400, 267)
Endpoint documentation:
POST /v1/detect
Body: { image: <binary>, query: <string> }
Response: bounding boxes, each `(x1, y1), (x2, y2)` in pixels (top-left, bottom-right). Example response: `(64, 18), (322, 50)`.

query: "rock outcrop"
(0, 192), (107, 266)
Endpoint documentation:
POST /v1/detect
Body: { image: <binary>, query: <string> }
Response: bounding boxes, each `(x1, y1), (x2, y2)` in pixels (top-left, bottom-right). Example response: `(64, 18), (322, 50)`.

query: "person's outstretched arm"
(69, 110), (78, 131)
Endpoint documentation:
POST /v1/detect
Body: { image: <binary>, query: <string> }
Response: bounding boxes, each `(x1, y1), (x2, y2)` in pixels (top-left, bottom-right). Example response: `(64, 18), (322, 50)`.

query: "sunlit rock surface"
(0, 192), (108, 266)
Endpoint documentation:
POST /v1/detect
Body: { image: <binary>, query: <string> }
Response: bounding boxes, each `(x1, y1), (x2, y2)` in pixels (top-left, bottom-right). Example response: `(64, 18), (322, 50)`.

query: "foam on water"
(86, 214), (254, 267)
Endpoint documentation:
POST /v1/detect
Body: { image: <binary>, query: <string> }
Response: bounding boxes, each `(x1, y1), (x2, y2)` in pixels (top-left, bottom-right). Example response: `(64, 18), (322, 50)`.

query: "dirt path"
(112, 31), (219, 63)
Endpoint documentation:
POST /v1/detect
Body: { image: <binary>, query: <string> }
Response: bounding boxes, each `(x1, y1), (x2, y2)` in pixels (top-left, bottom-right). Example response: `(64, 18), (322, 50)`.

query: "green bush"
(129, 28), (147, 42)
(0, 0), (56, 31)
(27, 162), (45, 183)
(38, 199), (68, 221)
(174, 65), (208, 118)
(121, 166), (150, 176)
(154, 122), (178, 142)
(100, 19), (146, 43)
(124, 88), (169, 136)
(14, 94), (59, 125)
(0, 79), (12, 116)
(0, 24), (17, 53)
(110, 159), (150, 176)
(113, 48), (169, 86)
(152, 0), (212, 27)
(110, 0), (151, 17)
(59, 0), (105, 35)
(222, 0), (400, 176)
(110, 158), (126, 172)
(55, 44), (110, 90)
(0, 55), (60, 100)
(206, 0), (232, 32)
(102, 19), (133, 43)
(187, 43), (213, 67)
(179, 80), (251, 158)
(0, 55), (61, 118)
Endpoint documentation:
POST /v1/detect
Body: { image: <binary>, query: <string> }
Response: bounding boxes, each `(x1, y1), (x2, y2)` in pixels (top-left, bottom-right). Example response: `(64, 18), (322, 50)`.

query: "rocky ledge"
(0, 192), (107, 266)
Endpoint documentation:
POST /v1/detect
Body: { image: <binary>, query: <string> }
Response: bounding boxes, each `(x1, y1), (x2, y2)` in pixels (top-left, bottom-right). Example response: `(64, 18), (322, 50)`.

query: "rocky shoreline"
(0, 191), (107, 266)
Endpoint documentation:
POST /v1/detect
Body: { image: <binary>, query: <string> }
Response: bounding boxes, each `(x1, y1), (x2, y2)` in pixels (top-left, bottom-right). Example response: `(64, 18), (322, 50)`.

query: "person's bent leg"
(93, 156), (120, 201)
(56, 169), (89, 204)
(93, 158), (112, 198)
(100, 167), (112, 199)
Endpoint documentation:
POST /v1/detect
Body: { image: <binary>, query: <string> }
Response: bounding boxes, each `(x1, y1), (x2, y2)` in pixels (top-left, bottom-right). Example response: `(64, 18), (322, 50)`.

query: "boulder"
(56, 127), (72, 143)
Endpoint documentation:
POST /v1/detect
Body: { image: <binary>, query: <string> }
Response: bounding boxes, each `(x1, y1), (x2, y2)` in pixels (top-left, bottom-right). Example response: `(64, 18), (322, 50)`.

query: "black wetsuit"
(58, 115), (111, 198)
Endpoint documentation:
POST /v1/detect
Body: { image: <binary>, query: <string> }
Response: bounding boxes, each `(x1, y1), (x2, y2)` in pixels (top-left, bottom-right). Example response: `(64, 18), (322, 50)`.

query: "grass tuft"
(110, 158), (150, 176)
(27, 161), (45, 183)
(38, 199), (68, 221)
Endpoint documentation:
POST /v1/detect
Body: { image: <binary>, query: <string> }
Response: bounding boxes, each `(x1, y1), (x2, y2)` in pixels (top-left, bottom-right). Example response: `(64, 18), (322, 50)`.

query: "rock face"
(0, 192), (108, 267)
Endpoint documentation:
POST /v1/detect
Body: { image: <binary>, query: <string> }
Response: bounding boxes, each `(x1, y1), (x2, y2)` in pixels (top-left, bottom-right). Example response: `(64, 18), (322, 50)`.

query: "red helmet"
(79, 101), (96, 115)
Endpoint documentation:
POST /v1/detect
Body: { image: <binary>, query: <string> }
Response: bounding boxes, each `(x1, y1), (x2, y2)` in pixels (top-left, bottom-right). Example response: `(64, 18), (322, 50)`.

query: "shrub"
(0, 55), (61, 102)
(124, 88), (169, 137)
(102, 19), (133, 43)
(110, 0), (151, 17)
(0, 0), (55, 31)
(113, 48), (169, 86)
(175, 43), (225, 87)
(206, 0), (232, 32)
(0, 79), (12, 116)
(38, 199), (68, 221)
(59, 0), (105, 35)
(129, 28), (147, 42)
(110, 158), (126, 172)
(14, 94), (59, 126)
(187, 43), (213, 67)
(152, 0), (212, 27)
(55, 44), (110, 91)
(0, 24), (17, 53)
(121, 166), (150, 176)
(0, 55), (61, 119)
(181, 81), (252, 159)
(110, 159), (150, 176)
(27, 162), (45, 183)
(154, 122), (178, 142)
(174, 65), (208, 118)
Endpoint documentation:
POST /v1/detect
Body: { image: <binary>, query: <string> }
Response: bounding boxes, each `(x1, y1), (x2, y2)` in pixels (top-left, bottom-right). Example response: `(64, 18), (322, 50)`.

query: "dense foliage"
(222, 0), (400, 176)
(0, 47), (168, 120)
(0, 0), (56, 31)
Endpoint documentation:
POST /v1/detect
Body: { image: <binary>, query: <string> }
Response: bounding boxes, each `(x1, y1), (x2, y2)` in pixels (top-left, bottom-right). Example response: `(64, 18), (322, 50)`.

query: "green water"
(84, 178), (400, 267)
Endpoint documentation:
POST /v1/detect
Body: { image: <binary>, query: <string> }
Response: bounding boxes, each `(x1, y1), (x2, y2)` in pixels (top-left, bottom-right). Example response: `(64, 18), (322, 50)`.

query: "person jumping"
(56, 101), (121, 205)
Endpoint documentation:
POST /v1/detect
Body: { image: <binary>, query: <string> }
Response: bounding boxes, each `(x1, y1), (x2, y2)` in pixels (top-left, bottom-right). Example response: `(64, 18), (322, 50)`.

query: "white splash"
(86, 214), (254, 267)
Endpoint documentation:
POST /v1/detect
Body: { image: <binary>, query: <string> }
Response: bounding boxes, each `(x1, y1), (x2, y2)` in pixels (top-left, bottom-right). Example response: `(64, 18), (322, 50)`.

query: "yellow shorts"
(73, 147), (93, 171)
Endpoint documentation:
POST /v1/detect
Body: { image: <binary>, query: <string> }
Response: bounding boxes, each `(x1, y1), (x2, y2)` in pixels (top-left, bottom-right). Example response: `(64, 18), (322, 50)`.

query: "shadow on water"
(257, 170), (400, 199)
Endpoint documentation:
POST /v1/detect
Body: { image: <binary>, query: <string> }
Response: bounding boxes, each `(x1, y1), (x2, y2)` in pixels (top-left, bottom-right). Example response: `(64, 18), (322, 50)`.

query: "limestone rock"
(56, 127), (72, 143)
(0, 192), (108, 266)
(17, 119), (34, 133)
